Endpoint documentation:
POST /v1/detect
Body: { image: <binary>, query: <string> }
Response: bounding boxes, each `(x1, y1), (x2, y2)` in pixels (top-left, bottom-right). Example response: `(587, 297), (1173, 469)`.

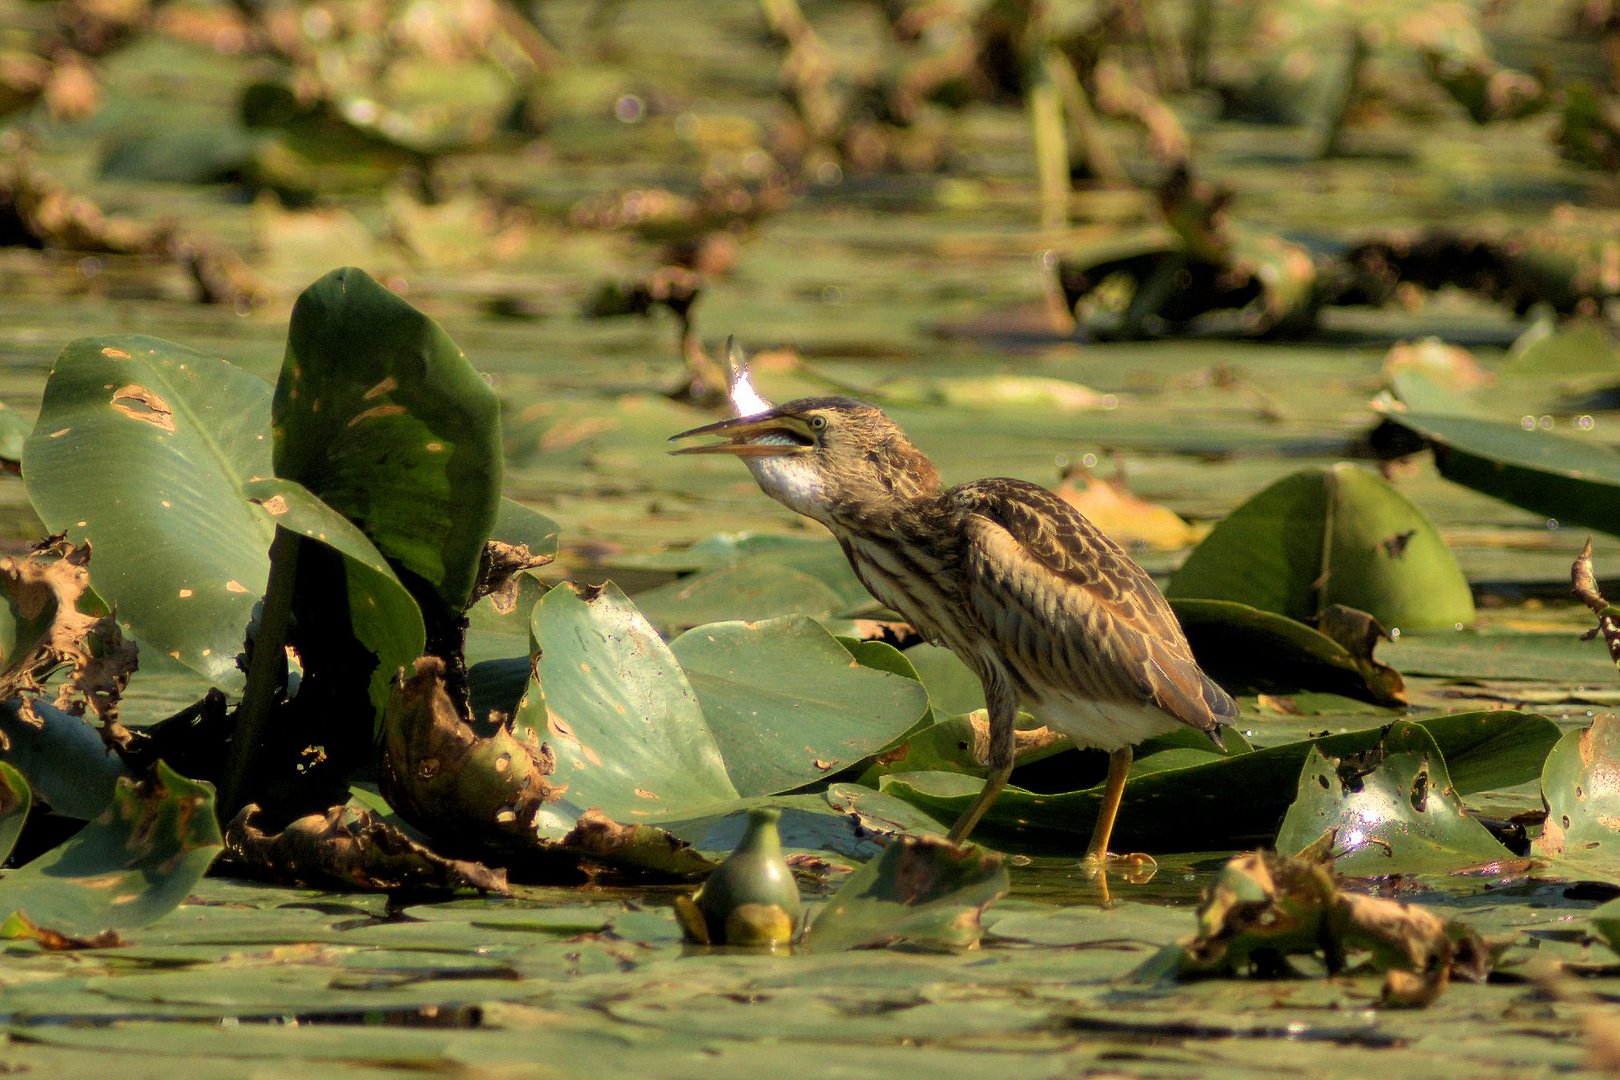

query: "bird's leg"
(947, 674), (1017, 845)
(1083, 746), (1133, 865)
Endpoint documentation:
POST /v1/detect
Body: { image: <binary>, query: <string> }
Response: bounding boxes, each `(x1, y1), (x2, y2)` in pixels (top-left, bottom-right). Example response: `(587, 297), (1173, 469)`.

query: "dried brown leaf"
(223, 802), (509, 894)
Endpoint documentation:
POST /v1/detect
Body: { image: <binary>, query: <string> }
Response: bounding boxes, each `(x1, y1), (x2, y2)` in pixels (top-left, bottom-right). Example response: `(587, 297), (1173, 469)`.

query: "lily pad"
(0, 762), (222, 935)
(669, 615), (929, 797)
(876, 713), (1552, 852)
(1274, 727), (1515, 876)
(801, 835), (1007, 952)
(1172, 598), (1406, 705)
(1536, 714), (1620, 877)
(1166, 463), (1475, 632)
(523, 582), (737, 832)
(1379, 405), (1620, 537)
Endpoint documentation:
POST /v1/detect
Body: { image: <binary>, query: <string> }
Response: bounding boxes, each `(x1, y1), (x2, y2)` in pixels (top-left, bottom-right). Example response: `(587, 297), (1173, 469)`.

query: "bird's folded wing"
(952, 479), (1234, 733)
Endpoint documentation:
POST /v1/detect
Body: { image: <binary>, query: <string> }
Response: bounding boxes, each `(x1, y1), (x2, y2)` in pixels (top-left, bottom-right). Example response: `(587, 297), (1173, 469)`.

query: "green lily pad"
(634, 562), (845, 632)
(0, 762), (222, 935)
(1536, 714), (1620, 878)
(23, 335), (275, 690)
(877, 712), (1552, 852)
(523, 582), (737, 833)
(273, 267), (502, 612)
(1382, 406), (1620, 537)
(669, 615), (929, 798)
(1166, 463), (1476, 632)
(1274, 726), (1515, 876)
(0, 760), (30, 864)
(801, 835), (1008, 952)
(1172, 597), (1406, 705)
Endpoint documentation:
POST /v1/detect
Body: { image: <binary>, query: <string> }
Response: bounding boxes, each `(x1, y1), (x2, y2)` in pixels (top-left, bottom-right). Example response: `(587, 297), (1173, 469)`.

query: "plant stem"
(1029, 49), (1070, 230)
(219, 525), (299, 819)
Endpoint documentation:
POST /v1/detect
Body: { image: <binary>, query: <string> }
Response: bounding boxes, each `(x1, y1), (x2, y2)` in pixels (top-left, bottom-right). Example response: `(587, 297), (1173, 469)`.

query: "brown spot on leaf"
(110, 385), (175, 431)
(225, 580), (248, 593)
(346, 404), (407, 427)
(99, 347), (130, 359)
(1379, 530), (1416, 557)
(634, 788), (658, 800)
(362, 376), (399, 400)
(259, 495), (289, 516)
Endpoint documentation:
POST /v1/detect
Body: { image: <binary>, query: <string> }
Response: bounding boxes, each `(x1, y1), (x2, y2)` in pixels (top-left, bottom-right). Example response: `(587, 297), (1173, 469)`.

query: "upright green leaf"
(23, 336), (275, 689)
(245, 477), (426, 718)
(1167, 463), (1475, 632)
(0, 761), (30, 865)
(274, 268), (502, 611)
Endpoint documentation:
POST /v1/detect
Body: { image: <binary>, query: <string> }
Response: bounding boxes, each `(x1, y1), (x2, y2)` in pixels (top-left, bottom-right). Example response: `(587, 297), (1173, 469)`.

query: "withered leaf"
(223, 802), (509, 895)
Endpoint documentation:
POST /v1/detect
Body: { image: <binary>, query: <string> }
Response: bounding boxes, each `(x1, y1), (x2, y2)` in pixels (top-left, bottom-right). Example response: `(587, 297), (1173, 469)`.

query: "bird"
(671, 387), (1237, 861)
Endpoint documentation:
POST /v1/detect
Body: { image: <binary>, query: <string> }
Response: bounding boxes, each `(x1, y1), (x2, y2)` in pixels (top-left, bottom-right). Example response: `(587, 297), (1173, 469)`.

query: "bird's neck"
(828, 445), (948, 534)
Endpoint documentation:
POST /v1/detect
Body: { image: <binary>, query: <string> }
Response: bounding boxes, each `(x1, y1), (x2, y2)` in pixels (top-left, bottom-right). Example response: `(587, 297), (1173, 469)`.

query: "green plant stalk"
(1317, 27), (1369, 159)
(1029, 51), (1070, 230)
(219, 525), (300, 819)
(1047, 49), (1127, 187)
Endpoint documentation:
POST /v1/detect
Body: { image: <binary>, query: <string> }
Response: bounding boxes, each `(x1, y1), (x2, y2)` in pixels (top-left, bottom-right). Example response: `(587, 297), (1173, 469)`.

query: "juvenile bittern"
(671, 386), (1236, 860)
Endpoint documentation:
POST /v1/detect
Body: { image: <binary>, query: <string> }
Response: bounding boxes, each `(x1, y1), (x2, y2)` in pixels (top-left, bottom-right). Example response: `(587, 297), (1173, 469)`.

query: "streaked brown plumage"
(672, 396), (1236, 856)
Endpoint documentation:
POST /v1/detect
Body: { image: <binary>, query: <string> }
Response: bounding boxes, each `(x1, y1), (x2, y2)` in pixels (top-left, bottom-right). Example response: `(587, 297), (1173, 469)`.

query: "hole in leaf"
(1409, 767), (1428, 813)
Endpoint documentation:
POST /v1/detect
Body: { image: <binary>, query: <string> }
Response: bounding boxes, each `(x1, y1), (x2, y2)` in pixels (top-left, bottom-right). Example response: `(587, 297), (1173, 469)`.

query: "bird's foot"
(1079, 851), (1157, 885)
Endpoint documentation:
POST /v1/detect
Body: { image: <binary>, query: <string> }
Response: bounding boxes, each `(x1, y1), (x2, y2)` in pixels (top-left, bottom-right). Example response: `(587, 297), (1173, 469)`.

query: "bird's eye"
(809, 416), (826, 431)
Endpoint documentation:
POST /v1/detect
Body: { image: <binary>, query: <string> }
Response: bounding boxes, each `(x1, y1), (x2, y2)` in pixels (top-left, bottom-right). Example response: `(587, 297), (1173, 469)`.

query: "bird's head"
(671, 396), (941, 525)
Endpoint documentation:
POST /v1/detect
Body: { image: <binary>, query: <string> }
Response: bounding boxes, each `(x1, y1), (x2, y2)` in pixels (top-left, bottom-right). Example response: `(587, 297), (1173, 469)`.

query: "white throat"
(746, 454), (831, 522)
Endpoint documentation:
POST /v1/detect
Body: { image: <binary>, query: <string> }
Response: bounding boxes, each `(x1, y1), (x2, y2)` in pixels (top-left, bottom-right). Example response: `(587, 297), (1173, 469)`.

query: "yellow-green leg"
(1083, 747), (1133, 864)
(948, 675), (1018, 845)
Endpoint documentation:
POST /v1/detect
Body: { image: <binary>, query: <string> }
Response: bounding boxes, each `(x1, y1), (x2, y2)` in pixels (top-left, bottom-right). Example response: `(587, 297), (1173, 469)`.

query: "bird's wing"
(950, 479), (1235, 736)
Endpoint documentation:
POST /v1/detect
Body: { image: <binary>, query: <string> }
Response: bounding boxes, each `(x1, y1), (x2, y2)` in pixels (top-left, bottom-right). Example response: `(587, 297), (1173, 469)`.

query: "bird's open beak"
(668, 411), (814, 457)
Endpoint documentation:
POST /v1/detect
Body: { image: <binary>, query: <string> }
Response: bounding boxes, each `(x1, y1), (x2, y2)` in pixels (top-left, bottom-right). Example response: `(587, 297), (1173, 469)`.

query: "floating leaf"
(801, 835), (1007, 952)
(0, 762), (222, 935)
(1173, 598), (1405, 706)
(1379, 406), (1620, 536)
(523, 582), (736, 832)
(669, 615), (929, 797)
(1167, 463), (1475, 632)
(634, 562), (845, 632)
(1536, 714), (1620, 878)
(1274, 726), (1515, 876)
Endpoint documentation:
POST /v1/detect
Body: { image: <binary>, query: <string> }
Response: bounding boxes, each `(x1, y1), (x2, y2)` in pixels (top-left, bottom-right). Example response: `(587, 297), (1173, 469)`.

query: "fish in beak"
(669, 340), (813, 457)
